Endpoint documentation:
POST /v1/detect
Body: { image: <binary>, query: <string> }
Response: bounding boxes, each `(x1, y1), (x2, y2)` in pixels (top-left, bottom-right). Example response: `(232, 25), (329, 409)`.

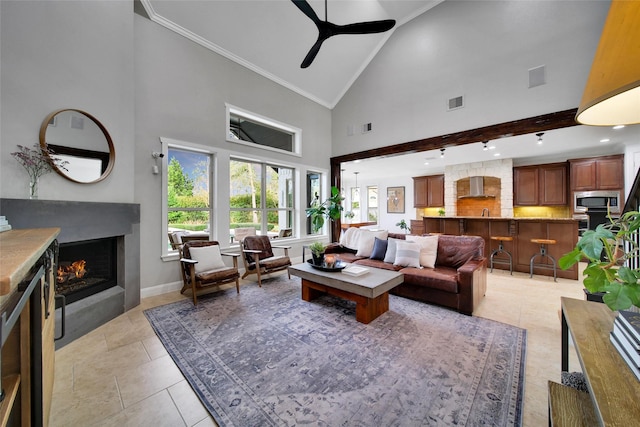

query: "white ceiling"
(138, 0), (640, 179)
(340, 124), (640, 181)
(140, 0), (442, 109)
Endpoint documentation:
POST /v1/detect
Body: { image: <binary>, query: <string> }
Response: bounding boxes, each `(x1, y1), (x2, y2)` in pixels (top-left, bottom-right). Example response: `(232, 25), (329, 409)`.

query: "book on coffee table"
(342, 265), (368, 277)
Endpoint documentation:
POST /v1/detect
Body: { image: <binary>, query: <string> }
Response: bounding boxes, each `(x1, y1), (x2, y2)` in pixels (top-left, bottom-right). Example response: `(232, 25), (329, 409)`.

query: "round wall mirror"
(39, 109), (115, 183)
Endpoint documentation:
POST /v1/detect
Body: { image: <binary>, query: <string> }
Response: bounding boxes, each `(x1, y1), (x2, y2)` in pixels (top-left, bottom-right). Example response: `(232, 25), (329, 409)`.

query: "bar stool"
(489, 236), (513, 274)
(530, 238), (557, 281)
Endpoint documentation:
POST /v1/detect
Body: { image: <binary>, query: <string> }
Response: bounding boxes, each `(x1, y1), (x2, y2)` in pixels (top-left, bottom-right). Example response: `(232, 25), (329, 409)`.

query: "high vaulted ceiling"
(139, 0), (442, 109)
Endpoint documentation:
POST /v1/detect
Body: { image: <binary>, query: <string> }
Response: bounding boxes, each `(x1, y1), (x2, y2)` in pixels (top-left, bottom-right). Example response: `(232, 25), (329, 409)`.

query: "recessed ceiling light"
(613, 125), (625, 130)
(600, 138), (610, 143)
(354, 159), (362, 163)
(493, 153), (501, 157)
(489, 145), (496, 150)
(424, 161), (429, 165)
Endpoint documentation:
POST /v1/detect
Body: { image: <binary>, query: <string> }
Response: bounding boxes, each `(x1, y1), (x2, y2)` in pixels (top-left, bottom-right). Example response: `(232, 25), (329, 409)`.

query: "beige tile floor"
(50, 267), (585, 426)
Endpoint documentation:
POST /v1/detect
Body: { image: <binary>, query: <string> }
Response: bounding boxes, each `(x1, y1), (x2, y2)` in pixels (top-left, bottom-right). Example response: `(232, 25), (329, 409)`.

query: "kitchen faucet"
(481, 208), (490, 217)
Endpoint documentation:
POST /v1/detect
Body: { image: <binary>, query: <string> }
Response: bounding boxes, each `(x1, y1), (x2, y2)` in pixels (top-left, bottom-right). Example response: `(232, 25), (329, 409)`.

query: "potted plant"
(306, 186), (344, 233)
(396, 219), (411, 234)
(309, 241), (327, 265)
(559, 210), (640, 311)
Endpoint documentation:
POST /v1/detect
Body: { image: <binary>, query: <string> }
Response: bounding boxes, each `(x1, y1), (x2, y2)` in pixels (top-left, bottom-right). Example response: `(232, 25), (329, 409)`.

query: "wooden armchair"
(241, 235), (291, 286)
(180, 241), (240, 305)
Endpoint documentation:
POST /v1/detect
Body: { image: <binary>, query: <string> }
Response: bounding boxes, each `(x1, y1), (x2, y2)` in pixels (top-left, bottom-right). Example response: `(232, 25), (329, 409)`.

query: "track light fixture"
(536, 133), (544, 144)
(440, 148), (445, 158)
(482, 141), (489, 151)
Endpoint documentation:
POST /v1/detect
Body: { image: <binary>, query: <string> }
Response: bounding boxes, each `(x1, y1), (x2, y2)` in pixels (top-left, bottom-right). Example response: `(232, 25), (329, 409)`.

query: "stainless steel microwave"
(574, 190), (621, 214)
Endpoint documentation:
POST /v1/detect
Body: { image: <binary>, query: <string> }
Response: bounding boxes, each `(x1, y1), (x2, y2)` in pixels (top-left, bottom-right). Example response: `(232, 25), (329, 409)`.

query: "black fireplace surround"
(0, 199), (140, 347)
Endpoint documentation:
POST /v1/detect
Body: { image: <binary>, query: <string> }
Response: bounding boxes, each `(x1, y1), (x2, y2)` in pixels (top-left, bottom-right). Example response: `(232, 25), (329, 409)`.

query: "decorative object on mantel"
(559, 210), (640, 312)
(11, 144), (68, 199)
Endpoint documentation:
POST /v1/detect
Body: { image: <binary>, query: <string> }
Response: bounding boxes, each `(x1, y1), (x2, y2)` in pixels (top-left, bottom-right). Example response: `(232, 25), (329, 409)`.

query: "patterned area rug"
(145, 277), (526, 426)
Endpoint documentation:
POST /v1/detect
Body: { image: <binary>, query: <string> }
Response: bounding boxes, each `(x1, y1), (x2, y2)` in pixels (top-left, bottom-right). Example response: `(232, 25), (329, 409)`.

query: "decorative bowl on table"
(307, 259), (347, 272)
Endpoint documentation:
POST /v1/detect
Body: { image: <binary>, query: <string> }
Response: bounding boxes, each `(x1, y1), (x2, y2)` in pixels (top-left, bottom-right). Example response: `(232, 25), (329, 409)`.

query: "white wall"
(134, 15), (332, 291)
(0, 0), (135, 202)
(1, 2), (332, 295)
(332, 0), (610, 155)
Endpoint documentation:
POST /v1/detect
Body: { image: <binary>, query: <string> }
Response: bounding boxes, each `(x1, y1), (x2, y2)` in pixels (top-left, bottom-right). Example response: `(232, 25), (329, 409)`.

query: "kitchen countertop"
(0, 227), (60, 297)
(423, 216), (579, 222)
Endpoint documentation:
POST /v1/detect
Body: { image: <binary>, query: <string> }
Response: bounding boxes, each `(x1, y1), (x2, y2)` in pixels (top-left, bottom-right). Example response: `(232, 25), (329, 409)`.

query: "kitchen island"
(422, 216), (579, 280)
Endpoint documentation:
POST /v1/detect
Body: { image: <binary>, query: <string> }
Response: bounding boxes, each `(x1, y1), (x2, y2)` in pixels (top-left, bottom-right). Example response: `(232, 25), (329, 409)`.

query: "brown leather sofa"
(325, 233), (487, 315)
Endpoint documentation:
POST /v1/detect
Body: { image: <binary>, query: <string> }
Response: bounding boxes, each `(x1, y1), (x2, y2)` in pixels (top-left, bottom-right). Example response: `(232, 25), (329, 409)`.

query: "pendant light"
(576, 0), (640, 125)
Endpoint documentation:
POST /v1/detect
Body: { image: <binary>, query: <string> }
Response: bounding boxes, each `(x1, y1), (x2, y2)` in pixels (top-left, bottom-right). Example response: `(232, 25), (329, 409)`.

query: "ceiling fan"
(292, 0), (396, 68)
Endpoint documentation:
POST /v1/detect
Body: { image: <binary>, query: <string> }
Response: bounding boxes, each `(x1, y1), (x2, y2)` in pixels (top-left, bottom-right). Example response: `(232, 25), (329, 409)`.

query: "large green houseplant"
(305, 186), (344, 233)
(559, 210), (640, 311)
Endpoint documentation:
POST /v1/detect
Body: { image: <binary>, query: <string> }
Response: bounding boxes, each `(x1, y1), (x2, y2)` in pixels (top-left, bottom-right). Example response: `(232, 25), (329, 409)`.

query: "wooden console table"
(559, 297), (640, 425)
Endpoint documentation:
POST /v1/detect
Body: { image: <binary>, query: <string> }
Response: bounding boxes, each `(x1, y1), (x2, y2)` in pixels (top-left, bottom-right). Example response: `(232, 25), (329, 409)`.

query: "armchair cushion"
(243, 235), (274, 263)
(189, 244), (226, 273)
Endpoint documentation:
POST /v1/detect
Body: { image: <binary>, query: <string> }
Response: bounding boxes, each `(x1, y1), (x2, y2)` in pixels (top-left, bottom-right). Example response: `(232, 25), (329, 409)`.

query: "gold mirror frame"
(39, 109), (115, 184)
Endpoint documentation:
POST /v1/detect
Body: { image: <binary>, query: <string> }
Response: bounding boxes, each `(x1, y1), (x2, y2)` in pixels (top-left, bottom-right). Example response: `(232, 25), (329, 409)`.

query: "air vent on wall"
(529, 65), (546, 88)
(447, 95), (464, 111)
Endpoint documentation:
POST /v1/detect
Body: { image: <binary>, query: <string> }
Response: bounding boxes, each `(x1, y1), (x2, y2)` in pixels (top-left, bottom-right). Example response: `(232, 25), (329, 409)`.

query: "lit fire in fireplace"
(57, 260), (87, 283)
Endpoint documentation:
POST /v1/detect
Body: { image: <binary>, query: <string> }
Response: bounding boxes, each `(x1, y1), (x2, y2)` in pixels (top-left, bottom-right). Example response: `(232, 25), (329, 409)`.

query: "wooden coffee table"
(288, 262), (403, 324)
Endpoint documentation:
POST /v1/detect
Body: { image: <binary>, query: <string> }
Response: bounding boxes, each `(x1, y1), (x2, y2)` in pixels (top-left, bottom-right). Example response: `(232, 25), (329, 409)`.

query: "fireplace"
(0, 198), (140, 348)
(57, 237), (118, 305)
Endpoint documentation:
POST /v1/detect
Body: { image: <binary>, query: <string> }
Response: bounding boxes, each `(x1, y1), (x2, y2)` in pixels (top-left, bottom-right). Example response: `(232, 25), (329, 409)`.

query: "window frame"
(161, 137), (215, 259)
(229, 157), (296, 244)
(225, 103), (302, 157)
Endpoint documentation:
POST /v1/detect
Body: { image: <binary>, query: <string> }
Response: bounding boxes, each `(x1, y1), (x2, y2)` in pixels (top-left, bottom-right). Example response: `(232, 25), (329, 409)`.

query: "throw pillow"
(393, 241), (422, 268)
(189, 245), (226, 273)
(339, 227), (361, 250)
(384, 237), (401, 264)
(406, 234), (439, 268)
(369, 237), (388, 260)
(356, 230), (389, 257)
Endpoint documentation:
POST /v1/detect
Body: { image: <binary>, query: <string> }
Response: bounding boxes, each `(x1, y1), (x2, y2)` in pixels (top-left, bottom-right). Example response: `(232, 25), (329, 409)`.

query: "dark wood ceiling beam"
(328, 108), (578, 241)
(331, 108), (578, 164)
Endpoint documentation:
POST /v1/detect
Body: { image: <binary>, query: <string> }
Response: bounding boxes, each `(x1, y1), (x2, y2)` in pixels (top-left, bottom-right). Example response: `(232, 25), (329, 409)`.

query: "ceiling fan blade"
(291, 0), (321, 25)
(336, 19), (396, 35)
(301, 36), (327, 68)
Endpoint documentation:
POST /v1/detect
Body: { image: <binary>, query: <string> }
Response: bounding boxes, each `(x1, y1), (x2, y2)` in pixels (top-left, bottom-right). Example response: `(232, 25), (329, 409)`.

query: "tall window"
(307, 172), (321, 234)
(166, 146), (213, 251)
(230, 159), (294, 242)
(367, 186), (378, 223)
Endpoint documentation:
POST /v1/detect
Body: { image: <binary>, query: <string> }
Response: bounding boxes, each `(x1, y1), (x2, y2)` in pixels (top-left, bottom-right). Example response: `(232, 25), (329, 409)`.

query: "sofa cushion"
(394, 241), (421, 268)
(356, 229), (389, 257)
(384, 237), (402, 264)
(400, 266), (459, 293)
(406, 234), (439, 268)
(369, 237), (388, 260)
(436, 235), (484, 269)
(189, 245), (225, 273)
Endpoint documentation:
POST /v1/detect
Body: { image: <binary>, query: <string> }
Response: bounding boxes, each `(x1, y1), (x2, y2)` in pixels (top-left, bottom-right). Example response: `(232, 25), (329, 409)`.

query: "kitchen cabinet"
(569, 154), (624, 191)
(410, 220), (425, 236)
(514, 162), (567, 206)
(1, 228), (59, 427)
(413, 175), (444, 208)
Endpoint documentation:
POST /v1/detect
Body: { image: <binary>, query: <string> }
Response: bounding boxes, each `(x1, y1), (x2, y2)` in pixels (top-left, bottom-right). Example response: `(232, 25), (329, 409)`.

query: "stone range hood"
(444, 159), (514, 217)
